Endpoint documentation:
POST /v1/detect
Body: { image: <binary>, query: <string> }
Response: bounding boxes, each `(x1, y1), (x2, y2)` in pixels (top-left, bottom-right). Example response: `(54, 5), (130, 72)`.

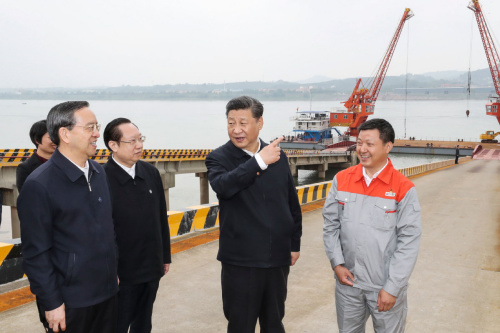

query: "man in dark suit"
(16, 120), (56, 192)
(103, 118), (171, 333)
(205, 96), (302, 333)
(17, 101), (118, 333)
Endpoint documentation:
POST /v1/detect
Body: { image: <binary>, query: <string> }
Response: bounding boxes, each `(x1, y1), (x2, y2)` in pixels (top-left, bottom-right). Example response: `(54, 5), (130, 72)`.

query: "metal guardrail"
(397, 156), (472, 177)
(0, 148), (348, 167)
(0, 149), (214, 166)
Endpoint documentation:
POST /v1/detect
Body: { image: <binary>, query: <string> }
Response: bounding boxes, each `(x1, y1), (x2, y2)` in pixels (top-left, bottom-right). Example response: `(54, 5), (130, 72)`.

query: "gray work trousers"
(335, 282), (408, 333)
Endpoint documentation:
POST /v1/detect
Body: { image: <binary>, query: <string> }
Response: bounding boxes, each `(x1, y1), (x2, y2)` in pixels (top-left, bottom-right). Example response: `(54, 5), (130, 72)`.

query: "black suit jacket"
(104, 158), (171, 285)
(205, 139), (302, 268)
(17, 149), (118, 311)
(16, 152), (44, 192)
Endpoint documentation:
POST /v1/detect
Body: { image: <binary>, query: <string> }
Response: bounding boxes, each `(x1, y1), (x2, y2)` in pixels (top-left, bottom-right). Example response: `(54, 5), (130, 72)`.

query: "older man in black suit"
(205, 96), (302, 333)
(18, 101), (118, 333)
(103, 118), (171, 333)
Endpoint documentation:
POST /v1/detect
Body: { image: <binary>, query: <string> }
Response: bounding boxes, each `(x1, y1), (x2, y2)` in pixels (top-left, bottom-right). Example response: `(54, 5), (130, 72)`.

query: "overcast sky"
(1, 0), (499, 88)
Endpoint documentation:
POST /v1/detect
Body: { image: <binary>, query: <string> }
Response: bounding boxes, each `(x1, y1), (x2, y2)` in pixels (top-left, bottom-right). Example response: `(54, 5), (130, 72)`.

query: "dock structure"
(0, 148), (355, 238)
(0, 158), (499, 332)
(392, 139), (478, 156)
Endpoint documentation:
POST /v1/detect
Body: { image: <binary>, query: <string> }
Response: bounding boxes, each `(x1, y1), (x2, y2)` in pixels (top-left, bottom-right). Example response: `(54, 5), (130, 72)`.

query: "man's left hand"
(291, 252), (300, 266)
(377, 289), (397, 312)
(164, 264), (170, 274)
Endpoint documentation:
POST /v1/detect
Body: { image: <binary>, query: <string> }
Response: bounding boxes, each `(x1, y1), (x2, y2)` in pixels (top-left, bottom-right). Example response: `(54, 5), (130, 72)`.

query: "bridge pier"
(160, 172), (175, 211)
(195, 172), (209, 205)
(0, 187), (20, 238)
(317, 162), (328, 179)
(289, 164), (297, 177)
(10, 207), (20, 238)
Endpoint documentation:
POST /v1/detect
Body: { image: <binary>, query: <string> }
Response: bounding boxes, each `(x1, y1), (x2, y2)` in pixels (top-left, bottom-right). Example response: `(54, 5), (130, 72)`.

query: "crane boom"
(330, 8), (413, 137)
(468, 0), (500, 131)
(368, 8), (414, 103)
(468, 0), (500, 96)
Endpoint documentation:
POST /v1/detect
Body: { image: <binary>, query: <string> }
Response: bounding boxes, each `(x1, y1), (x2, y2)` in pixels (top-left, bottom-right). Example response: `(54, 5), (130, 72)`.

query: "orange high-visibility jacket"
(323, 159), (422, 297)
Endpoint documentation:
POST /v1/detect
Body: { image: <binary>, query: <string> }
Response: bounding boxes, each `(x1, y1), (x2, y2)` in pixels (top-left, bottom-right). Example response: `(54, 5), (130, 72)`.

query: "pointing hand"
(259, 136), (284, 165)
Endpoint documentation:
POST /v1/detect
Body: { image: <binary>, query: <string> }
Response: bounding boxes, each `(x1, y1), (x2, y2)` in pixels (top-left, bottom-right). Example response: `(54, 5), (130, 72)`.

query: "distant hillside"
(296, 75), (334, 84)
(459, 68), (494, 86)
(421, 70), (468, 80)
(0, 68), (494, 101)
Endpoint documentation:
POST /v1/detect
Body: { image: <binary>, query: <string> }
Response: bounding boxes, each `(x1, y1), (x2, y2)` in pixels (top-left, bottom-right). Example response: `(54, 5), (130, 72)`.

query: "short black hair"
(103, 118), (138, 150)
(29, 120), (48, 148)
(46, 101), (89, 146)
(358, 118), (395, 144)
(225, 96), (264, 119)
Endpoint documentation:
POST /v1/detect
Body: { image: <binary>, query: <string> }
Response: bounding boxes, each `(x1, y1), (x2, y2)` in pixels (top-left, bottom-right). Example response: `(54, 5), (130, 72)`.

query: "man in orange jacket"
(323, 118), (421, 333)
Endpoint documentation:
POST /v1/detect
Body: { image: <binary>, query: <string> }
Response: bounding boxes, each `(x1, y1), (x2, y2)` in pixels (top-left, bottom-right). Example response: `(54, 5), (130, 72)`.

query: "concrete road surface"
(0, 159), (499, 332)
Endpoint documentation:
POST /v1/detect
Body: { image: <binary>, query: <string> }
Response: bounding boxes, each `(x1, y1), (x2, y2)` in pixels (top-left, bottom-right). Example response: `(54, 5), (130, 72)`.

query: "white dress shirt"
(362, 159), (389, 187)
(242, 139), (268, 170)
(112, 155), (136, 178)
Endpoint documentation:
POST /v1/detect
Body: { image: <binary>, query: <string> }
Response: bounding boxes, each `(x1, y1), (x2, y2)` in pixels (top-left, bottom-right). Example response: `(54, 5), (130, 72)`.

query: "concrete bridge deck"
(1, 159), (499, 332)
(1, 148), (353, 238)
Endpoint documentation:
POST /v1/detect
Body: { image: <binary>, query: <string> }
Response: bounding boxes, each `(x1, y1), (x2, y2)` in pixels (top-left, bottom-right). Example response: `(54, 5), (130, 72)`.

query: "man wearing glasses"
(103, 118), (171, 333)
(17, 101), (119, 332)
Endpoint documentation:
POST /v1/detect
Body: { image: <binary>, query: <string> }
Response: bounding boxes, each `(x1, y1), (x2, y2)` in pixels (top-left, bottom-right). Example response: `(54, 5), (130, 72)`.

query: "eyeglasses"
(120, 136), (146, 145)
(73, 123), (101, 133)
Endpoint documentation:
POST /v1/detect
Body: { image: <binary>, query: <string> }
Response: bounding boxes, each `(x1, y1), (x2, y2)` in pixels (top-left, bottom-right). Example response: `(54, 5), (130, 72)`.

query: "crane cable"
(404, 20), (410, 139)
(467, 11), (474, 112)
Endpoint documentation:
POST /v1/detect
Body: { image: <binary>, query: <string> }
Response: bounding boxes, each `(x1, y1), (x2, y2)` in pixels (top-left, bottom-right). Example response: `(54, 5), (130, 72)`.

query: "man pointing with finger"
(206, 96), (302, 333)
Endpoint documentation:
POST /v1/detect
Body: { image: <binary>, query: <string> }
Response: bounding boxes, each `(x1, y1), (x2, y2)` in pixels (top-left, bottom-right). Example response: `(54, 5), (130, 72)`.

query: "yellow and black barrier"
(0, 180), (329, 286)
(1, 148), (312, 167)
(0, 149), (214, 166)
(0, 240), (24, 284)
(166, 181), (333, 238)
(296, 182), (332, 205)
(1, 155), (470, 286)
(0, 149), (35, 166)
(168, 203), (220, 237)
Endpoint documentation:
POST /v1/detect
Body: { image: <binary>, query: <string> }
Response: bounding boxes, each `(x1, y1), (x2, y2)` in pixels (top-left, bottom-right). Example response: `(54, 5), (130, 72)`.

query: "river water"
(0, 99), (489, 215)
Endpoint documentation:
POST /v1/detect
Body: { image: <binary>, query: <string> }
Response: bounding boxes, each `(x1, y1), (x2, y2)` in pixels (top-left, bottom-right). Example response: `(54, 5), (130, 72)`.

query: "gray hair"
(47, 101), (89, 145)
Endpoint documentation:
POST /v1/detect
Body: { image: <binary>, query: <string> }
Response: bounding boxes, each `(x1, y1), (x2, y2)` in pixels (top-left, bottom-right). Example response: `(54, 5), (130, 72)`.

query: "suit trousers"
(335, 282), (408, 333)
(117, 278), (160, 333)
(221, 263), (290, 333)
(37, 295), (117, 333)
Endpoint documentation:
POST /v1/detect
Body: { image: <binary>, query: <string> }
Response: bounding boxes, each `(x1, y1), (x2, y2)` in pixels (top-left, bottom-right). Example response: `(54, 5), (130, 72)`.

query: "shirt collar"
(67, 157), (90, 181)
(226, 138), (267, 159)
(363, 159), (388, 184)
(112, 155), (136, 178)
(351, 158), (393, 185)
(51, 149), (97, 183)
(34, 151), (49, 163)
(242, 139), (262, 157)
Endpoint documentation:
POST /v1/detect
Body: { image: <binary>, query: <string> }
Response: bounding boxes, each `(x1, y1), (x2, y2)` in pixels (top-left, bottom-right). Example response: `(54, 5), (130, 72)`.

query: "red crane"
(468, 0), (500, 135)
(330, 8), (413, 137)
